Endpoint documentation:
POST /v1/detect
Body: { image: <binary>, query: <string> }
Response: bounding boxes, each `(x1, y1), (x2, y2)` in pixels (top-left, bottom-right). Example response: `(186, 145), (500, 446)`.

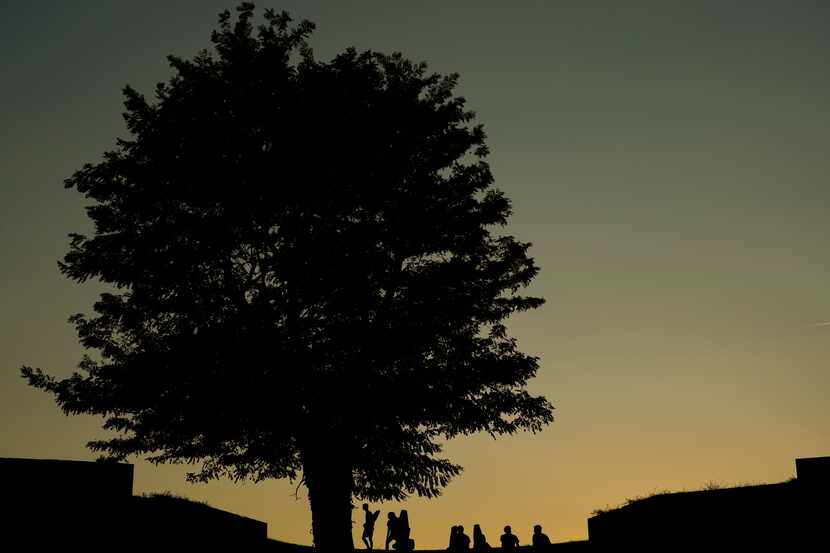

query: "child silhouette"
(362, 503), (381, 549)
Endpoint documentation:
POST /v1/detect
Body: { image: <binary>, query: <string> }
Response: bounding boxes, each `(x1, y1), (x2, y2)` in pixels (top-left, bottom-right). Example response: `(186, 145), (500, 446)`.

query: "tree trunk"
(304, 448), (355, 553)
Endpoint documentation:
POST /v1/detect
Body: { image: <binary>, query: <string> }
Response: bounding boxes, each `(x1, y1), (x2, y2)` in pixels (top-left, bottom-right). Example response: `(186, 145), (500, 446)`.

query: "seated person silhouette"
(531, 525), (551, 550)
(455, 525), (471, 550)
(500, 526), (519, 550)
(362, 503), (381, 549)
(473, 524), (491, 551)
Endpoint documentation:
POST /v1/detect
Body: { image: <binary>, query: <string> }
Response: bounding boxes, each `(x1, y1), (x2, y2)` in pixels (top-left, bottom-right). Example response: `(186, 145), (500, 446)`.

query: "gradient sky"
(2, 1), (829, 547)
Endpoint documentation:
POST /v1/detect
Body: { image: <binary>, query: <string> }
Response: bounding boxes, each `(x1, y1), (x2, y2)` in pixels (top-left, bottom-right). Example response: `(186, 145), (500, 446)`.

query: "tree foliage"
(22, 3), (552, 548)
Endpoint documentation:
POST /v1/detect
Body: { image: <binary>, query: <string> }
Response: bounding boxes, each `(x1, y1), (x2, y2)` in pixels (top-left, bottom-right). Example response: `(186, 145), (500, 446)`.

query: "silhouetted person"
(386, 512), (399, 550)
(500, 526), (519, 550)
(449, 524), (471, 552)
(448, 525), (460, 551)
(362, 503), (381, 549)
(473, 524), (491, 551)
(531, 525), (551, 550)
(456, 525), (471, 550)
(395, 509), (414, 552)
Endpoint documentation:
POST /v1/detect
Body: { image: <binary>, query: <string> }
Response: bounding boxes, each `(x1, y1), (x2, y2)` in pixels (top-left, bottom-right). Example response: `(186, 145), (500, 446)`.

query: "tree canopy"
(22, 3), (552, 550)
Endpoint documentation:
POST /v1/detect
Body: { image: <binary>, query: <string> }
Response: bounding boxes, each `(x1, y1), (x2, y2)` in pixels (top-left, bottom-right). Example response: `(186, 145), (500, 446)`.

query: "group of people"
(448, 524), (551, 551)
(361, 504), (415, 552)
(361, 503), (552, 551)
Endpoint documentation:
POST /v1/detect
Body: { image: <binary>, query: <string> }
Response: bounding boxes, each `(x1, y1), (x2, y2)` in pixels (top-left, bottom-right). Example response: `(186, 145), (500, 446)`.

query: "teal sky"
(2, 1), (829, 546)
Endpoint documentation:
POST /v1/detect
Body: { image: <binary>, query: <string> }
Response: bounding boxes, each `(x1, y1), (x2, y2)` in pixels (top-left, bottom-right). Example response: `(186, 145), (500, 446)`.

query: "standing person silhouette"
(385, 512), (399, 550)
(500, 526), (519, 550)
(472, 524), (491, 551)
(362, 503), (381, 549)
(448, 526), (460, 551)
(531, 524), (551, 550)
(396, 510), (413, 551)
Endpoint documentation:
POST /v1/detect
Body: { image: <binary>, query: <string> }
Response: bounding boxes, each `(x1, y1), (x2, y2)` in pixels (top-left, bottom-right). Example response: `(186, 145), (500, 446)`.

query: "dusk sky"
(2, 1), (829, 547)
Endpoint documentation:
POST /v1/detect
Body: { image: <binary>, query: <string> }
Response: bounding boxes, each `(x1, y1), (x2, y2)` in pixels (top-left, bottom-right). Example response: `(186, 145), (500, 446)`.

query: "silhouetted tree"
(21, 3), (552, 551)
